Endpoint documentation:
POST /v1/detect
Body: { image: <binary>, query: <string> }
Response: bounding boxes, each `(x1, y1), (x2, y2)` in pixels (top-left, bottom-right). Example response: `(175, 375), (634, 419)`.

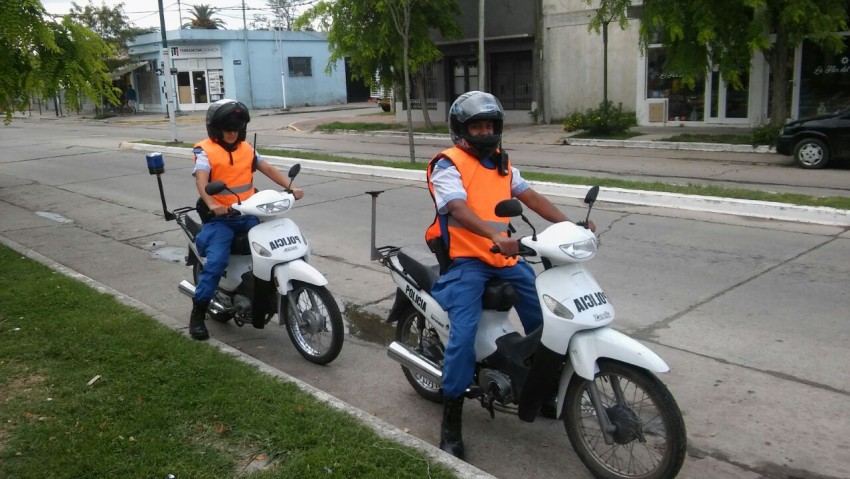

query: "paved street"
(1, 112), (849, 479)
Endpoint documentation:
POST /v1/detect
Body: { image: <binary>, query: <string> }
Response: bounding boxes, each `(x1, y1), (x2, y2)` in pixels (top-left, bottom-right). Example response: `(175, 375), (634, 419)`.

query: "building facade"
(124, 29), (348, 113)
(400, 0), (848, 127)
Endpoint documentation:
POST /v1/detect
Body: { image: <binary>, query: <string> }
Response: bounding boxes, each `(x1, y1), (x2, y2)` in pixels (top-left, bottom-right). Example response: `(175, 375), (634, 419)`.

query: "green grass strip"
(0, 245), (455, 479)
(144, 140), (850, 211)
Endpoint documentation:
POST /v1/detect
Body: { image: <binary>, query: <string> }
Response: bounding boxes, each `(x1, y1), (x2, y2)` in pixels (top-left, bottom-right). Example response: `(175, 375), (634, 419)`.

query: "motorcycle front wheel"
(394, 303), (444, 403)
(563, 360), (687, 479)
(281, 281), (344, 365)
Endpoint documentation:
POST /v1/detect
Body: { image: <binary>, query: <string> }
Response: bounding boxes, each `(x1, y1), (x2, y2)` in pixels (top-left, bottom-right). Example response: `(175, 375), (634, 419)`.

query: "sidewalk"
(28, 101), (773, 154)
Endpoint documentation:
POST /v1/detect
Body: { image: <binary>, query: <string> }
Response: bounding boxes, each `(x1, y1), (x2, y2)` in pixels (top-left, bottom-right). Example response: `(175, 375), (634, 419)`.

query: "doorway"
(176, 70), (210, 110)
(707, 70), (750, 123)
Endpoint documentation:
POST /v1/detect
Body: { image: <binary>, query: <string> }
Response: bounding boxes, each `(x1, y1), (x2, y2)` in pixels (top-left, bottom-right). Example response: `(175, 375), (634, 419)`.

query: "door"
(707, 69), (750, 123)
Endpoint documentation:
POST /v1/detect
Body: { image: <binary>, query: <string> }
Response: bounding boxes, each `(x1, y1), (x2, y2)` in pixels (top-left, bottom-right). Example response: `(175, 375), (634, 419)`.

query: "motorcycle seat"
(398, 245), (440, 294)
(397, 245), (519, 311)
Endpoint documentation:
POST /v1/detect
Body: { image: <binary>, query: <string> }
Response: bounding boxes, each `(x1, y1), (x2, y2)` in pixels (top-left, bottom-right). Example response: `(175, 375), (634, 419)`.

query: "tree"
(639, 0), (849, 124)
(1, 0), (117, 124)
(183, 5), (227, 29)
(295, 0), (461, 163)
(69, 0), (153, 61)
(584, 0), (631, 105)
(252, 0), (318, 31)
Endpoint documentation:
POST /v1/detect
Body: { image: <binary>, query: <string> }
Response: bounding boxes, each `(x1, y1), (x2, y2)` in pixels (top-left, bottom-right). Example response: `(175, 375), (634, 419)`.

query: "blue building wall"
(127, 29), (346, 113)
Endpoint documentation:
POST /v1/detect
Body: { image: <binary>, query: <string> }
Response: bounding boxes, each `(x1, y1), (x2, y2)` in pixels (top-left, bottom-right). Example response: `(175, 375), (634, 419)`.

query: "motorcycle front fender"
(272, 259), (328, 294)
(553, 328), (670, 419)
(569, 328), (669, 380)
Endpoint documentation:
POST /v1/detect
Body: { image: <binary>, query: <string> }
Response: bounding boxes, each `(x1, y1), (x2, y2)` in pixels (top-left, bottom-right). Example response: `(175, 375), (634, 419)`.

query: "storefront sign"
(813, 56), (850, 75)
(169, 45), (221, 59)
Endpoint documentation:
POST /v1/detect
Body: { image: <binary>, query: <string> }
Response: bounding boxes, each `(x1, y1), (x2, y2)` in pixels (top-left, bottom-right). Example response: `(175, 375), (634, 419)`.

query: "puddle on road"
(35, 211), (73, 224)
(150, 245), (187, 263)
(344, 303), (395, 345)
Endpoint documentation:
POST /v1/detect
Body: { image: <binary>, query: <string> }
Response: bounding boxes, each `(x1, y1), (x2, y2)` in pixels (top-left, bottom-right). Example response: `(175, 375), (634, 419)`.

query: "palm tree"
(183, 5), (227, 29)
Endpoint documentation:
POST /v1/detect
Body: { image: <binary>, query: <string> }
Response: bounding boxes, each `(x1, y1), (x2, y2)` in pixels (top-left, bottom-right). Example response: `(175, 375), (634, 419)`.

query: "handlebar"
(489, 241), (536, 257)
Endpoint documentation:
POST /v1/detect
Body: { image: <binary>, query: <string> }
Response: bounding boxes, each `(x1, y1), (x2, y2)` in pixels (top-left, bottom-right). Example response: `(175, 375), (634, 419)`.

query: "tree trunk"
(417, 66), (433, 129)
(767, 24), (790, 125)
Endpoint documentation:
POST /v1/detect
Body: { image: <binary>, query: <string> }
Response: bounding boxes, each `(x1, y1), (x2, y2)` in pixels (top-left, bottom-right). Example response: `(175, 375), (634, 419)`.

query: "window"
(490, 51), (533, 110)
(647, 47), (705, 121)
(288, 57), (312, 77)
(798, 36), (850, 118)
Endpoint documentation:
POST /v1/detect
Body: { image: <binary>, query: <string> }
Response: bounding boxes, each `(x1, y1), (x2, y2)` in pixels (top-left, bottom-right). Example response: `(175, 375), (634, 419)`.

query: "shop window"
(288, 57), (312, 77)
(798, 35), (850, 118)
(647, 47), (705, 121)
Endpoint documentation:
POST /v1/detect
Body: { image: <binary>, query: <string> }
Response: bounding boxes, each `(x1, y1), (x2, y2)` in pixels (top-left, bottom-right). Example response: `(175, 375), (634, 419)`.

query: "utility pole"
(242, 0), (255, 108)
(478, 0), (486, 92)
(157, 0), (178, 142)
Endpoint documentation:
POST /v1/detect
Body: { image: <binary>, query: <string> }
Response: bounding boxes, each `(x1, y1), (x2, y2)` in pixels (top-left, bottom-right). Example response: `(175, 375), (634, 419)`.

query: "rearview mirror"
(205, 180), (227, 195)
(584, 186), (599, 205)
(288, 163), (301, 179)
(494, 199), (523, 218)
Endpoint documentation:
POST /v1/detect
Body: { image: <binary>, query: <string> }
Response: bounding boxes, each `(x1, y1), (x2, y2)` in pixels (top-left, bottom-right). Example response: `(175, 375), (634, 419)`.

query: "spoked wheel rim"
(395, 305), (443, 402)
(288, 287), (337, 357)
(567, 363), (686, 479)
(399, 314), (442, 394)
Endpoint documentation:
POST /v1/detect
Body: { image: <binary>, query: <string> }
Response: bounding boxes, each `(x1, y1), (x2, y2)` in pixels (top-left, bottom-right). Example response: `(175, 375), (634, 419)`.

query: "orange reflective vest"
(194, 139), (256, 208)
(425, 147), (516, 268)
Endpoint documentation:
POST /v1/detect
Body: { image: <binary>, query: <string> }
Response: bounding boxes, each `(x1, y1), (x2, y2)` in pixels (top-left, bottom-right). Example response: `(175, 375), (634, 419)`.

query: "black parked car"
(776, 109), (850, 169)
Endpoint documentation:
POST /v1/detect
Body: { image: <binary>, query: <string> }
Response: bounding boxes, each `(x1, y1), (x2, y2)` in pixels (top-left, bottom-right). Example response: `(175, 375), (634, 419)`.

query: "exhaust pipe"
(387, 341), (442, 387)
(178, 280), (228, 316)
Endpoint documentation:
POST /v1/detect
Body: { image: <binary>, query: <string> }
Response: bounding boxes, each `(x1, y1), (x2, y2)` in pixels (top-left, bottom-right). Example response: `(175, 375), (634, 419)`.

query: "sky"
(40, 0), (280, 31)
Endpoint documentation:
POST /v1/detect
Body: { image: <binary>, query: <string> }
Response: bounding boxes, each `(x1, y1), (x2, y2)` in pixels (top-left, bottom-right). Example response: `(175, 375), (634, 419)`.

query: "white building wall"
(542, 0), (639, 122)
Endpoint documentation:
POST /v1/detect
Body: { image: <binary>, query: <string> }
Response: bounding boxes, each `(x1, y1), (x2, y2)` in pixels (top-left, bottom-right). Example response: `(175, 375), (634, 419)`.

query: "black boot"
(439, 396), (465, 459)
(189, 300), (210, 340)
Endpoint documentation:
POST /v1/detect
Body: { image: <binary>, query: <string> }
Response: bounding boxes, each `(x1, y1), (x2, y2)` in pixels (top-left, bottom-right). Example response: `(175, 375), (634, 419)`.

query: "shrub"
(562, 101), (637, 135)
(750, 123), (781, 146)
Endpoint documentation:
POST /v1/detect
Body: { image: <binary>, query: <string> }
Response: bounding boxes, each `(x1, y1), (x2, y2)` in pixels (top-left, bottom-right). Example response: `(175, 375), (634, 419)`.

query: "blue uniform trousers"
(431, 258), (542, 398)
(193, 215), (259, 302)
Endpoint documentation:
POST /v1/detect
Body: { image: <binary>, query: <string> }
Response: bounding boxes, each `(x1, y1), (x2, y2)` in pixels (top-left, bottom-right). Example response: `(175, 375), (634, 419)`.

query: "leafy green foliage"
(294, 0), (460, 95)
(70, 0), (154, 59)
(0, 0), (118, 124)
(750, 123), (782, 146)
(183, 4), (228, 29)
(563, 101), (637, 135)
(639, 0), (849, 123)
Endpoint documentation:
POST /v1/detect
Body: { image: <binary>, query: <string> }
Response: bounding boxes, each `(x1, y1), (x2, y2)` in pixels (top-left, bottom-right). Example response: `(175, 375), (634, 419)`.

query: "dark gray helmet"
(206, 99), (250, 147)
(449, 91), (504, 159)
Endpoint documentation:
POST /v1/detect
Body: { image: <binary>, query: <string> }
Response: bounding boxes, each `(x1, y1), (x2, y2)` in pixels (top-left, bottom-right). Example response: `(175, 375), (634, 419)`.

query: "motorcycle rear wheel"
(563, 360), (687, 479)
(394, 303), (444, 403)
(281, 281), (344, 365)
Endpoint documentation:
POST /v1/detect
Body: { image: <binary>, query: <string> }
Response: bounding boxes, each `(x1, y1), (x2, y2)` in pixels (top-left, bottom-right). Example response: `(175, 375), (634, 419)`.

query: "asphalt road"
(1, 116), (849, 479)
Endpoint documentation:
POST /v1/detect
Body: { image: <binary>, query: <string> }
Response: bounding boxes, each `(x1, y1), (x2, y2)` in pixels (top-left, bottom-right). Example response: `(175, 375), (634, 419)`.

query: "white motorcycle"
(375, 186), (687, 479)
(147, 154), (343, 365)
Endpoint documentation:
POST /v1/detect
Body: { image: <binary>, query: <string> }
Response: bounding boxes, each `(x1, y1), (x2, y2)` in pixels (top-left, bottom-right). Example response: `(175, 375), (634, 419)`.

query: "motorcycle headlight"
(542, 294), (574, 320)
(256, 199), (291, 215)
(559, 238), (597, 260)
(252, 241), (272, 257)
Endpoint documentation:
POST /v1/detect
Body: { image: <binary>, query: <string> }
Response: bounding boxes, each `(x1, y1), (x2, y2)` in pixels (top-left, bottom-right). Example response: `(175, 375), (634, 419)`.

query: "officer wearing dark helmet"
(189, 99), (304, 340)
(425, 91), (594, 459)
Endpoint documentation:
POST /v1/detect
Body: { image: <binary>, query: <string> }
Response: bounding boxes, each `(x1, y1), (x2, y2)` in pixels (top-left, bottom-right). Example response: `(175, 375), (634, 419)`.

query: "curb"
(0, 234), (496, 479)
(564, 137), (775, 154)
(121, 142), (850, 227)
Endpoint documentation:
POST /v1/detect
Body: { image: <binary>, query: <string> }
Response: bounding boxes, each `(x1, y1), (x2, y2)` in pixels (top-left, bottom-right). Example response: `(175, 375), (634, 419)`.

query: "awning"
(109, 61), (148, 80)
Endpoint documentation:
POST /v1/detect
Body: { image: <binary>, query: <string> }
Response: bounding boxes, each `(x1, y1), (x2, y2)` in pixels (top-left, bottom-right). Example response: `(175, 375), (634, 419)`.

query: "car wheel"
(794, 138), (829, 169)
